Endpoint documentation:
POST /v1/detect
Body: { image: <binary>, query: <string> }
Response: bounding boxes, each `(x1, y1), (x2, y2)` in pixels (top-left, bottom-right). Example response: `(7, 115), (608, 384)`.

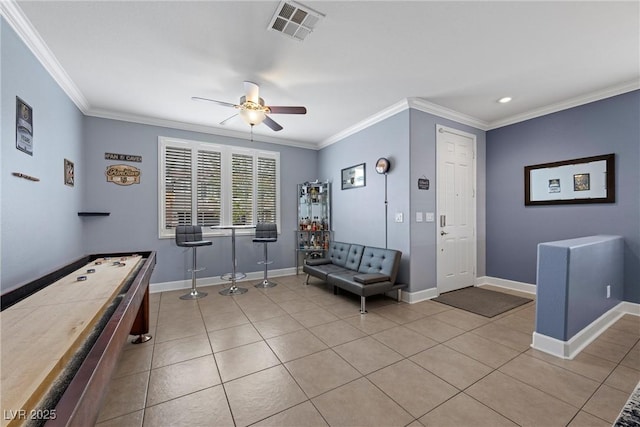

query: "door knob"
(440, 230), (448, 236)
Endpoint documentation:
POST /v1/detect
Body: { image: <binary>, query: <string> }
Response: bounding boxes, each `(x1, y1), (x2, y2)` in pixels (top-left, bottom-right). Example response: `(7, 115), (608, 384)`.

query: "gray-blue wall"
(409, 109), (486, 293)
(536, 235), (624, 341)
(0, 17), (317, 291)
(1, 17), (85, 292)
(82, 117), (317, 285)
(486, 91), (640, 303)
(318, 111), (411, 285)
(317, 109), (487, 293)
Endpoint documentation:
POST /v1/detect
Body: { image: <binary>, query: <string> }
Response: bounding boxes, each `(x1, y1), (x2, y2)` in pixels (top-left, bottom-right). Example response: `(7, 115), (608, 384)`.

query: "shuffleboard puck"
(77, 275), (87, 281)
(87, 269), (96, 273)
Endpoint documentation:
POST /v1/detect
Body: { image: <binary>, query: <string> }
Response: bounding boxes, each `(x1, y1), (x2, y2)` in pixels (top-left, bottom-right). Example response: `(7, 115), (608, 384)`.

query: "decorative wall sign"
(106, 164), (141, 185)
(16, 97), (33, 156)
(64, 159), (75, 187)
(341, 163), (366, 190)
(418, 177), (430, 190)
(105, 152), (142, 163)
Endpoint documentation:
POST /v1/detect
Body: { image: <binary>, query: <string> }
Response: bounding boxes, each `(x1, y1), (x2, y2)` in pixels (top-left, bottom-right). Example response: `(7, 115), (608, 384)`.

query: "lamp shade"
(239, 108), (266, 126)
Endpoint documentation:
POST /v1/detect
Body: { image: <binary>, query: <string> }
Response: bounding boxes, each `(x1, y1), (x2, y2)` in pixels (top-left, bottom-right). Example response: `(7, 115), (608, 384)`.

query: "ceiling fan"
(193, 81), (307, 132)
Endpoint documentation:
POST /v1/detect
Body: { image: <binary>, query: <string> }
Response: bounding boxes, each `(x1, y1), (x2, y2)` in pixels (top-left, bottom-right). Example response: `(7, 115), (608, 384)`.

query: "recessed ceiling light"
(498, 97), (512, 104)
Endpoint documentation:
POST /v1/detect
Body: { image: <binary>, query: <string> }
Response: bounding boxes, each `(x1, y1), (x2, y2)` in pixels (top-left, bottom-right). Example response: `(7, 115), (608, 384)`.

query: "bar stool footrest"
(221, 272), (247, 281)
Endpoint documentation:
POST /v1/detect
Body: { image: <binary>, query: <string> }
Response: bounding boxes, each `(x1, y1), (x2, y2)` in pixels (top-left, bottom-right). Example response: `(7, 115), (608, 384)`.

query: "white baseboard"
(401, 276), (534, 305)
(476, 276), (537, 295)
(402, 287), (439, 304)
(531, 301), (640, 359)
(618, 301), (640, 316)
(150, 267), (297, 293)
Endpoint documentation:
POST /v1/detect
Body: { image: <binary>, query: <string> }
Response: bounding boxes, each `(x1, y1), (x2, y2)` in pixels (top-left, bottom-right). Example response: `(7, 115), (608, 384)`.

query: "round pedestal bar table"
(212, 225), (255, 296)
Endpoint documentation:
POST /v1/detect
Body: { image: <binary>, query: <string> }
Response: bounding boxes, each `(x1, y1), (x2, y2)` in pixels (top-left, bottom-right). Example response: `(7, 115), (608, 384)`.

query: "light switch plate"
(395, 212), (403, 223)
(416, 212), (423, 222)
(426, 212), (435, 222)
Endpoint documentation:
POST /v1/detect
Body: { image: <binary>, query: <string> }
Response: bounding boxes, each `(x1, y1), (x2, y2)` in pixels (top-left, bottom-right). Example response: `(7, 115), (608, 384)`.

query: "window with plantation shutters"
(196, 150), (222, 227)
(158, 137), (280, 238)
(231, 153), (254, 225)
(164, 146), (192, 229)
(257, 157), (276, 223)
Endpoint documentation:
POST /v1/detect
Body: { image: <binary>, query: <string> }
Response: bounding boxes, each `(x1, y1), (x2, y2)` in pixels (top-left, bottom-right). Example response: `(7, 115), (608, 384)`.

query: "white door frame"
(436, 124), (477, 294)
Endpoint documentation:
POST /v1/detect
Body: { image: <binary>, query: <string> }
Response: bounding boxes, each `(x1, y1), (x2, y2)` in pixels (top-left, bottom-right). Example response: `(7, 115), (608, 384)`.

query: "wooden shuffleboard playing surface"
(1, 255), (143, 427)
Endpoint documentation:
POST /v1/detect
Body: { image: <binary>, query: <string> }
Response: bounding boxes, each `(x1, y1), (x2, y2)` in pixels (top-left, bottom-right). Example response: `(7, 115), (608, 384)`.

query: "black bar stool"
(253, 223), (278, 288)
(175, 225), (212, 300)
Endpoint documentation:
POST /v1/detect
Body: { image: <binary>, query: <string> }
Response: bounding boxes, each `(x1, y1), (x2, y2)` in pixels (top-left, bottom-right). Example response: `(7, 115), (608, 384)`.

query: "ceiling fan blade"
(219, 113), (238, 125)
(192, 96), (237, 108)
(244, 81), (260, 104)
(267, 106), (307, 114)
(263, 115), (283, 132)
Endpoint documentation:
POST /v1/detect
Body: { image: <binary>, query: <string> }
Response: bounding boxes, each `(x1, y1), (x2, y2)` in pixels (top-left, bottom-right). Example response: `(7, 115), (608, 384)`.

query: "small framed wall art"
(64, 159), (75, 187)
(16, 97), (33, 156)
(341, 163), (366, 190)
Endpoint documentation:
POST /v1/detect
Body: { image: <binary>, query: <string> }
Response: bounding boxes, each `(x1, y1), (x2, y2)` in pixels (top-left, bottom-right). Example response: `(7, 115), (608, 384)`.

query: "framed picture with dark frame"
(341, 163), (366, 190)
(64, 158), (74, 187)
(524, 153), (615, 205)
(16, 97), (33, 156)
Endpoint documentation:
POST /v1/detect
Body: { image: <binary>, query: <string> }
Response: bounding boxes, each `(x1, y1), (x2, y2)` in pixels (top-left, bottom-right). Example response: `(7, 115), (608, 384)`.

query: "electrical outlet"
(395, 212), (403, 223)
(606, 285), (611, 299)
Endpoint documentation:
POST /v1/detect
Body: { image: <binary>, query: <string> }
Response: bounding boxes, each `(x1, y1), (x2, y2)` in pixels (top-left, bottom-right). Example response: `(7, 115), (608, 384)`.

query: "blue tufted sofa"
(303, 241), (405, 313)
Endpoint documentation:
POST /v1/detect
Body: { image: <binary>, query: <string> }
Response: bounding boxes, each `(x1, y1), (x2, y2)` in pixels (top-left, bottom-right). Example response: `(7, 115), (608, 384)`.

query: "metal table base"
(213, 225), (255, 296)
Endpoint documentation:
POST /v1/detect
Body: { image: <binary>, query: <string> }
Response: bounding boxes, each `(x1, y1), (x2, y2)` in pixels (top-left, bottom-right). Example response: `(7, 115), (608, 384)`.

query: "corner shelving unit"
(295, 181), (331, 273)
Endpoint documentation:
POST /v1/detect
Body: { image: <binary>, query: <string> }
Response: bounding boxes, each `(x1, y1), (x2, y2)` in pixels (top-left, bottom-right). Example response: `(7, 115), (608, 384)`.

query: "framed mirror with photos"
(524, 153), (615, 206)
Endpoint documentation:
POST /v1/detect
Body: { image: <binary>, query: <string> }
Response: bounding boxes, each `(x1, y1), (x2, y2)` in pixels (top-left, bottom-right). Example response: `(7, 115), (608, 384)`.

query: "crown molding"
(319, 96), (490, 149)
(319, 99), (410, 148)
(4, 0), (637, 149)
(1, 1), (90, 112)
(487, 80), (640, 130)
(88, 109), (318, 150)
(408, 97), (490, 130)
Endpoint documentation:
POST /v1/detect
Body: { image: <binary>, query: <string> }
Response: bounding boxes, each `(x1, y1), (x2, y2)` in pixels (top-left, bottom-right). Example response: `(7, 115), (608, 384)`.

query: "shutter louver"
(257, 157), (277, 223)
(164, 146), (192, 229)
(231, 153), (253, 225)
(197, 150), (222, 227)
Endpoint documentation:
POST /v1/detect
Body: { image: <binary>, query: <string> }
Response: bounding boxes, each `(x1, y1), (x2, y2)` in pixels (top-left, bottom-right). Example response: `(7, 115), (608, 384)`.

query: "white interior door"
(436, 125), (476, 294)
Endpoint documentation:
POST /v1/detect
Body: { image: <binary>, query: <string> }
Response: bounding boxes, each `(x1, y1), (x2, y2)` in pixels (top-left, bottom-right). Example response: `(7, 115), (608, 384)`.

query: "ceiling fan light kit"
(193, 81), (307, 133)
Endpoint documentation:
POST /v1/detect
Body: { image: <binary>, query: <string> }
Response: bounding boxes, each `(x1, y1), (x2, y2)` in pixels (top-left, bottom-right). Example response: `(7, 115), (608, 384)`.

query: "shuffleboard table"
(1, 251), (156, 427)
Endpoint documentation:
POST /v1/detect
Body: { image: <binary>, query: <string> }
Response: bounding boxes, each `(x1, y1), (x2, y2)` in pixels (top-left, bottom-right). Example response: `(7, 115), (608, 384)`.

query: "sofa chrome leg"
(360, 296), (367, 314)
(397, 288), (402, 302)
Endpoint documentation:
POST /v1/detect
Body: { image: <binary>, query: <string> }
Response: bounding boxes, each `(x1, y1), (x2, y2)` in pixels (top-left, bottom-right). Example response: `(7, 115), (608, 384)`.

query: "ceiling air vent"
(268, 1), (324, 41)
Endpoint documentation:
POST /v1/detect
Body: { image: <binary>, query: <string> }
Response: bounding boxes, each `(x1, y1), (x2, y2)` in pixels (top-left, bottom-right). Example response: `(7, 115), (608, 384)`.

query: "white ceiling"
(5, 1), (639, 148)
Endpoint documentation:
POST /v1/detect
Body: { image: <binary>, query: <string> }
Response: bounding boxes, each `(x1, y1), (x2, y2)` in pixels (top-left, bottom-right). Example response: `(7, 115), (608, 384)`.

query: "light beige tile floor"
(96, 275), (640, 426)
